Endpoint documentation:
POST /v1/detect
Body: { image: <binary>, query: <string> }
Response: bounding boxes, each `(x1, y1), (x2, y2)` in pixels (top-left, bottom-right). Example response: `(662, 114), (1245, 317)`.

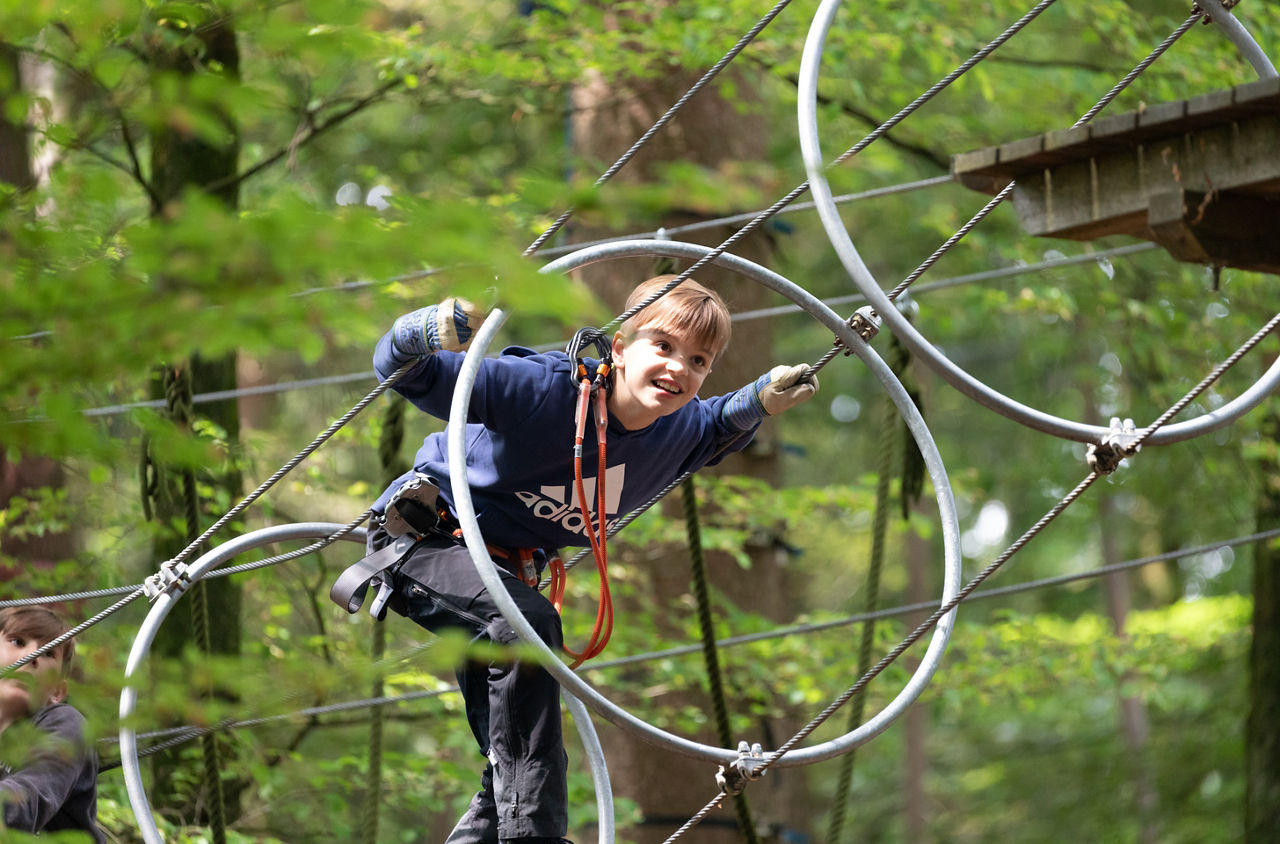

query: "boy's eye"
(692, 355), (707, 368)
(655, 341), (671, 352)
(7, 636), (23, 648)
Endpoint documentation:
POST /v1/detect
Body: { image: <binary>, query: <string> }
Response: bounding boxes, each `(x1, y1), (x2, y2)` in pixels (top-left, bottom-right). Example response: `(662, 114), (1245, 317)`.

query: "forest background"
(0, 0), (1277, 842)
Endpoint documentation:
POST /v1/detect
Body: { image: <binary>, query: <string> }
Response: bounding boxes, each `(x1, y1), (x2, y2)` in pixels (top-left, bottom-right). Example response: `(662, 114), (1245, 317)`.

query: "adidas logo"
(515, 464), (626, 539)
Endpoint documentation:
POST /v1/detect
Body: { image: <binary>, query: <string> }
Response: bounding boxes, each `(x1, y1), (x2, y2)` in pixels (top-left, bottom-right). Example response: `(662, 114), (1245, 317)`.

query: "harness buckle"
(368, 575), (396, 620)
(383, 474), (444, 539)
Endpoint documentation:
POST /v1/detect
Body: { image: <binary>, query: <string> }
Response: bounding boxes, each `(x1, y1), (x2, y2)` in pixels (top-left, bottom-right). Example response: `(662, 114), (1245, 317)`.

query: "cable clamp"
(846, 305), (881, 347)
(1194, 0), (1240, 25)
(715, 741), (768, 796)
(1086, 416), (1141, 475)
(142, 559), (193, 601)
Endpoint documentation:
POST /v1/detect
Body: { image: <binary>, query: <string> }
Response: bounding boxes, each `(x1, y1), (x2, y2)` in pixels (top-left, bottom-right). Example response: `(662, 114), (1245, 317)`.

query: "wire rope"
(2, 358), (411, 675)
(662, 274), (1277, 842)
(61, 240), (1155, 423)
(588, 0), (1059, 339)
(798, 1), (1280, 446)
(523, 0), (795, 256)
(6, 174), (951, 355)
(681, 477), (760, 844)
(453, 243), (964, 768)
(91, 523), (1277, 768)
(114, 522), (616, 844)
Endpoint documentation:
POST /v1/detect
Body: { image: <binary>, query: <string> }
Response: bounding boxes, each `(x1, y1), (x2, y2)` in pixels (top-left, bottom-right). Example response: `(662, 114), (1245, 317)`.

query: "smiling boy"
(348, 275), (817, 843)
(0, 607), (103, 843)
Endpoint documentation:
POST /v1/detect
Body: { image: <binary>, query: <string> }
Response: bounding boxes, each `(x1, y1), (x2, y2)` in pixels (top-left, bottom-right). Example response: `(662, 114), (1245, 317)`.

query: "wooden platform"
(952, 78), (1280, 274)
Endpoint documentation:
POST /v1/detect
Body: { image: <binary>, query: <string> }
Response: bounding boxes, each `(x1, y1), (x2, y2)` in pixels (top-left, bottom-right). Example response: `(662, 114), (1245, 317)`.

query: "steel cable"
(90, 524), (1278, 766)
(523, 0), (795, 256)
(662, 282), (1276, 841)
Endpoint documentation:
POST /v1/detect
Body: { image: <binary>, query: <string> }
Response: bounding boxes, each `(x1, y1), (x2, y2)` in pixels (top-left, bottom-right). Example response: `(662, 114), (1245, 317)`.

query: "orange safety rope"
(560, 370), (615, 668)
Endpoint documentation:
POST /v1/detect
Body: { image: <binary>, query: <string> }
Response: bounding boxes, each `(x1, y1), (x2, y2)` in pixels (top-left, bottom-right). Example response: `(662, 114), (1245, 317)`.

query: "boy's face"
(609, 325), (714, 430)
(0, 631), (65, 720)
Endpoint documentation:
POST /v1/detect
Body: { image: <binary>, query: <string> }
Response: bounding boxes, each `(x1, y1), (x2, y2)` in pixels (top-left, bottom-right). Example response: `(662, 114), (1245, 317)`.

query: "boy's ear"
(46, 679), (67, 706)
(611, 331), (627, 358)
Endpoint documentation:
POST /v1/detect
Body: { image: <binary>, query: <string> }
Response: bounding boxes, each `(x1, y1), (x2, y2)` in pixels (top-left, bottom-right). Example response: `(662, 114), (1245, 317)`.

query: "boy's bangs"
(0, 608), (74, 674)
(644, 301), (729, 357)
(624, 275), (731, 358)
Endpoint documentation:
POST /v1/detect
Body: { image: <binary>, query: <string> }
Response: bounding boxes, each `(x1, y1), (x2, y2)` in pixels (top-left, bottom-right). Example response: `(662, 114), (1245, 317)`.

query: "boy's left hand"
(391, 297), (485, 358)
(758, 363), (819, 415)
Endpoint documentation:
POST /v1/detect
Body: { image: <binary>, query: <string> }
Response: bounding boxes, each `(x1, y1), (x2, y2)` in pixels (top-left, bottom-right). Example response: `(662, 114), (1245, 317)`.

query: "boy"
(0, 607), (104, 843)
(353, 276), (816, 843)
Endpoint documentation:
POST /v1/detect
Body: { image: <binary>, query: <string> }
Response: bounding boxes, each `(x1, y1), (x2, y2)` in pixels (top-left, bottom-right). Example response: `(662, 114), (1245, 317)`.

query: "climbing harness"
(558, 327), (617, 668)
(330, 473), (553, 617)
(329, 474), (447, 619)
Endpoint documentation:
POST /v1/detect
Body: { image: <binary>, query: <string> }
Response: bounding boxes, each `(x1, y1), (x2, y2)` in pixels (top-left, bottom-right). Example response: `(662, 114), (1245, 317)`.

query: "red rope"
(562, 377), (615, 668)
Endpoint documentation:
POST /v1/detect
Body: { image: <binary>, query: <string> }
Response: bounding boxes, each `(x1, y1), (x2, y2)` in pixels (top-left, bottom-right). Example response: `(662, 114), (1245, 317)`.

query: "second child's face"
(609, 326), (714, 430)
(0, 632), (62, 721)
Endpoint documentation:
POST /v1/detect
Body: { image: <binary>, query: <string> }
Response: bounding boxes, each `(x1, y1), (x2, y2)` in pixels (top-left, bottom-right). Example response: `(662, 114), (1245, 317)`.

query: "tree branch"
(206, 77), (404, 194)
(20, 41), (163, 207)
(748, 55), (949, 172)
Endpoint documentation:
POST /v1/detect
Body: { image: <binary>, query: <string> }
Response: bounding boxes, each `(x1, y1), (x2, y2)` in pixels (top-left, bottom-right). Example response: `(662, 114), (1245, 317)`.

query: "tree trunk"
(569, 40), (816, 840)
(0, 44), (77, 588)
(1247, 403), (1280, 842)
(143, 10), (244, 829)
(1098, 495), (1160, 843)
(0, 44), (33, 193)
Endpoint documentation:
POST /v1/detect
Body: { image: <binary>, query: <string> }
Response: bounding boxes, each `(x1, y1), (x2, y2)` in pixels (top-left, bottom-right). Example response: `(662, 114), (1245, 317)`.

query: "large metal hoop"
(447, 239), (962, 767)
(798, 0), (1280, 446)
(117, 522), (616, 843)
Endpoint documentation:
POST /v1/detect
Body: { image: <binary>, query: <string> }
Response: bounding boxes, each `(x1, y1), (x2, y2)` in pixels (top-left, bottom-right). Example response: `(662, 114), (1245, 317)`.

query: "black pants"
(369, 527), (568, 843)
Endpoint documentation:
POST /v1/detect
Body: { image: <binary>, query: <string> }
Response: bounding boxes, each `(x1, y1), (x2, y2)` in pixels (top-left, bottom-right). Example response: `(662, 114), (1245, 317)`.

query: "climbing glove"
(391, 297), (485, 358)
(722, 363), (819, 431)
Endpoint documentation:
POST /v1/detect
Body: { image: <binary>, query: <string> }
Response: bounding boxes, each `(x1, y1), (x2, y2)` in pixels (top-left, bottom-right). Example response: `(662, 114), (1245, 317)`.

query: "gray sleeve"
(0, 704), (90, 833)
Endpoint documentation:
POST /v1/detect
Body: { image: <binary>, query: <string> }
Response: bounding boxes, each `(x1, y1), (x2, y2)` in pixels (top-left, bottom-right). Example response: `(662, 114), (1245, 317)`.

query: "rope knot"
(715, 741), (768, 796)
(1086, 417), (1142, 475)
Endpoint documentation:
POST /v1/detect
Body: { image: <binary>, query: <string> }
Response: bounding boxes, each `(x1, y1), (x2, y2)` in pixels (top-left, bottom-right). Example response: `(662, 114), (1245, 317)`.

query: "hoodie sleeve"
(0, 705), (92, 834)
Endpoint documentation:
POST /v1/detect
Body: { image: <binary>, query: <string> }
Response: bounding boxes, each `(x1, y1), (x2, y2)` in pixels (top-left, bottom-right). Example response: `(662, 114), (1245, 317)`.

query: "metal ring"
(448, 238), (962, 767)
(117, 522), (616, 844)
(797, 0), (1280, 446)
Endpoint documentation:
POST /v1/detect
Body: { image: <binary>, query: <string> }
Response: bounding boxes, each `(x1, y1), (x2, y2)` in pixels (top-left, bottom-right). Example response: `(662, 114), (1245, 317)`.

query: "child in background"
(0, 607), (104, 843)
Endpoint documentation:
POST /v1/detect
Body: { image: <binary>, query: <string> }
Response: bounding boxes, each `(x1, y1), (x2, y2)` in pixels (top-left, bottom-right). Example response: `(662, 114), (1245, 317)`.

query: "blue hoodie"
(372, 333), (759, 552)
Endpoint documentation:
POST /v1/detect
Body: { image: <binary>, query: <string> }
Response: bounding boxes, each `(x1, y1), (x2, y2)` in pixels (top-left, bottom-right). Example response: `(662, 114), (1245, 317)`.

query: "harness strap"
(329, 534), (419, 618)
(450, 528), (543, 588)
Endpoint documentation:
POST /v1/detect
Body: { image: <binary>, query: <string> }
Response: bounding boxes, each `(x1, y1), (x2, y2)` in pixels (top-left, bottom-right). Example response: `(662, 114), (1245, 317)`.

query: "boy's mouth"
(652, 378), (682, 395)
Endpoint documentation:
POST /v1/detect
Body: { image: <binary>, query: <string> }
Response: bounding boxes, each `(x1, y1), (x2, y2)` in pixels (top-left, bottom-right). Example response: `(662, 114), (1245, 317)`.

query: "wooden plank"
(1087, 111), (1140, 148)
(1233, 76), (1280, 114)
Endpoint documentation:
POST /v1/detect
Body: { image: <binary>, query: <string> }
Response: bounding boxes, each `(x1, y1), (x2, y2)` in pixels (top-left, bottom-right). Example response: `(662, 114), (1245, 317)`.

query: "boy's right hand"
(758, 363), (819, 415)
(391, 297), (485, 357)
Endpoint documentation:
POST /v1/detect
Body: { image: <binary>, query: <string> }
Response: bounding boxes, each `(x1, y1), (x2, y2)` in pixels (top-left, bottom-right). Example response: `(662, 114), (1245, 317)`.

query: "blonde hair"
(620, 275), (731, 360)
